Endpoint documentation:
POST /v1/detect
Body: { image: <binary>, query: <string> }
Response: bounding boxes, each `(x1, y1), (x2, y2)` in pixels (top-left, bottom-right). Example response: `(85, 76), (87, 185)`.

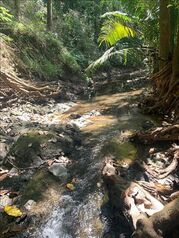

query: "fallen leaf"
(66, 183), (75, 191)
(4, 205), (22, 217)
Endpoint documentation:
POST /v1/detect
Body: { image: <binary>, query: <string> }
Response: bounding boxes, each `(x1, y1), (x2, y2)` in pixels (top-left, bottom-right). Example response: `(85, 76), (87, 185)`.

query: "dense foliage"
(0, 0), (179, 115)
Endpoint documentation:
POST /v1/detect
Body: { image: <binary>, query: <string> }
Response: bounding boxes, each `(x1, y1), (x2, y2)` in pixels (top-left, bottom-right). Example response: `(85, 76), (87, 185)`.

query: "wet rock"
(57, 134), (74, 154)
(48, 163), (68, 181)
(21, 169), (61, 202)
(9, 133), (41, 168)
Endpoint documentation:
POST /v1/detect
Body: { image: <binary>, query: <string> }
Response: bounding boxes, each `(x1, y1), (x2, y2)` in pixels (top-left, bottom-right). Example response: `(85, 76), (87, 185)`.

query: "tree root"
(133, 124), (179, 143)
(102, 142), (179, 238)
(132, 196), (179, 238)
(143, 157), (178, 179)
(0, 71), (51, 97)
(144, 62), (179, 115)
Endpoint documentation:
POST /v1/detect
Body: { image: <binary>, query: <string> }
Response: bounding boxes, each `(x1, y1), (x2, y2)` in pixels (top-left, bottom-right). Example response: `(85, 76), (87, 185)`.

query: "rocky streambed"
(0, 69), (169, 238)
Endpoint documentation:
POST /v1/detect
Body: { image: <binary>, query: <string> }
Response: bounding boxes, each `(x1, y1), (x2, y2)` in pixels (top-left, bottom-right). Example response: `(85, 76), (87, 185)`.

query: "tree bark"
(159, 0), (171, 69)
(47, 0), (53, 31)
(14, 0), (20, 21)
(172, 22), (179, 79)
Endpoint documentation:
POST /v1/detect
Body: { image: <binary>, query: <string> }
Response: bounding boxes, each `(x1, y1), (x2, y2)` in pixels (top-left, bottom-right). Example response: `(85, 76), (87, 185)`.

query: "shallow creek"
(32, 72), (160, 238)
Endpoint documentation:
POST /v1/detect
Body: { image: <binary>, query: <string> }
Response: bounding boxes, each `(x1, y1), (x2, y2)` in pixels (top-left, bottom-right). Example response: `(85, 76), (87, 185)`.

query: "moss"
(10, 132), (54, 168)
(102, 193), (109, 206)
(102, 141), (137, 165)
(11, 134), (41, 167)
(21, 169), (58, 202)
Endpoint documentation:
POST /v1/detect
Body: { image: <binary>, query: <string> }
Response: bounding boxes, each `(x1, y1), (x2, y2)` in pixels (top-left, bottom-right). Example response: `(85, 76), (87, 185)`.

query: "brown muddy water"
(30, 71), (160, 238)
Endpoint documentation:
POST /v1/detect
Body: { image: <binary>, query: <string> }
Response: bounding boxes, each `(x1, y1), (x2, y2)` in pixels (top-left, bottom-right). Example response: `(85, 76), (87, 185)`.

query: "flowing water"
(32, 71), (159, 238)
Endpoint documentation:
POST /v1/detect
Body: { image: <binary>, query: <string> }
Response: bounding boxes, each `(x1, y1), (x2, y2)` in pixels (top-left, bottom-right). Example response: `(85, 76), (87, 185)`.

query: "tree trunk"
(47, 0), (53, 31)
(159, 0), (171, 69)
(14, 0), (20, 20)
(172, 22), (179, 79)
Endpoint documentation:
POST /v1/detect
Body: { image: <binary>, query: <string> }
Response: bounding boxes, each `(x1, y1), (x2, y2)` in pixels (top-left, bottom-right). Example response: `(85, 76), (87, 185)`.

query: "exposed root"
(144, 63), (179, 115)
(132, 197), (179, 238)
(0, 71), (50, 97)
(102, 139), (179, 238)
(133, 124), (179, 143)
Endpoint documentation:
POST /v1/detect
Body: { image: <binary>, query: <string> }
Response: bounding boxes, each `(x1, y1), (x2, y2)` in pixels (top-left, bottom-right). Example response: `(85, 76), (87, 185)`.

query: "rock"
(48, 163), (68, 181)
(10, 133), (41, 168)
(8, 167), (19, 177)
(0, 142), (9, 164)
(0, 195), (12, 210)
(70, 113), (81, 119)
(149, 148), (156, 154)
(24, 200), (36, 211)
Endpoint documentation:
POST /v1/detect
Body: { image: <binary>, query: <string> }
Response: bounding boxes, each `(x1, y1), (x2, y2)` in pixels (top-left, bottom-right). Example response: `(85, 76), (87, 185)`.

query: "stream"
(30, 70), (159, 238)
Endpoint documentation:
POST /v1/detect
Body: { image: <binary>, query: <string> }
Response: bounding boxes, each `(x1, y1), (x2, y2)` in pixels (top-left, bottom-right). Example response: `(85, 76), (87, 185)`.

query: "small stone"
(149, 148), (156, 154)
(24, 200), (36, 211)
(0, 195), (12, 210)
(0, 142), (9, 161)
(48, 163), (68, 181)
(97, 182), (101, 188)
(8, 167), (19, 177)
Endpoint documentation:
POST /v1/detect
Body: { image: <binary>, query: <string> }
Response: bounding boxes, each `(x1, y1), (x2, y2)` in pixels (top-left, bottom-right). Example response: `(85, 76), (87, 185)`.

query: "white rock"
(24, 200), (37, 211)
(48, 163), (68, 181)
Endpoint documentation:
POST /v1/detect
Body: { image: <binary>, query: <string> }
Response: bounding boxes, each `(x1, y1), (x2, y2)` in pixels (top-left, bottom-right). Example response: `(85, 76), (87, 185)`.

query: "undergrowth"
(0, 6), (82, 81)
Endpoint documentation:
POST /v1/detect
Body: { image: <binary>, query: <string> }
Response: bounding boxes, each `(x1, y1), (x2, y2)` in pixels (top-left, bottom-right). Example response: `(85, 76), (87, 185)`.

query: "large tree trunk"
(159, 0), (171, 69)
(172, 22), (179, 80)
(47, 0), (53, 31)
(14, 0), (20, 20)
(146, 4), (179, 115)
(168, 21), (179, 115)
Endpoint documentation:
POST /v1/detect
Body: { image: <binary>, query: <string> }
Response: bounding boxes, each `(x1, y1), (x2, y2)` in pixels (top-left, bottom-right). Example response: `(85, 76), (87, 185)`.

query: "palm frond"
(86, 47), (138, 74)
(101, 11), (132, 23)
(86, 47), (114, 73)
(98, 19), (136, 47)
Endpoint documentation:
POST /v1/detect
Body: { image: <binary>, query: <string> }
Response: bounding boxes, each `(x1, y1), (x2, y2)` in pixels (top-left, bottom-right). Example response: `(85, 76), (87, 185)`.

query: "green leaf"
(98, 19), (136, 47)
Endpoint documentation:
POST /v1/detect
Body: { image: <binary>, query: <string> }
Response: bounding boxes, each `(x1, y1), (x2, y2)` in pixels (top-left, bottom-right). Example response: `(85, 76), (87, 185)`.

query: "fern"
(0, 6), (13, 23)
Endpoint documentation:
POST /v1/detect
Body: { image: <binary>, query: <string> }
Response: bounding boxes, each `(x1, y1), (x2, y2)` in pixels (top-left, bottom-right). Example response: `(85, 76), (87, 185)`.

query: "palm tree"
(86, 11), (138, 73)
